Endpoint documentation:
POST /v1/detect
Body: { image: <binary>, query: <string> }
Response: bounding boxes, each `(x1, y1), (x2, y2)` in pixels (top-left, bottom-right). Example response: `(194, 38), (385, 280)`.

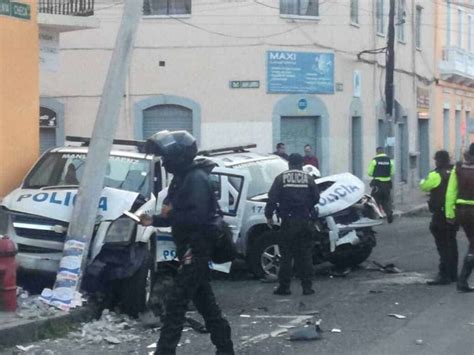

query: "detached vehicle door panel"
(210, 167), (249, 244)
(154, 167), (248, 265)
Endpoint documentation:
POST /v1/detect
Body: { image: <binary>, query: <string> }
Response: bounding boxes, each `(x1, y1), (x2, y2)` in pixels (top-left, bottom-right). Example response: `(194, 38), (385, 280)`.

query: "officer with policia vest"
(446, 143), (474, 293)
(368, 147), (395, 223)
(265, 153), (320, 296)
(420, 150), (458, 285)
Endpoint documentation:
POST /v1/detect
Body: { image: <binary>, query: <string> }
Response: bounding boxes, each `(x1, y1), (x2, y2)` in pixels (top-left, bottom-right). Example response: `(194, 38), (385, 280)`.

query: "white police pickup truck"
(0, 137), (249, 315)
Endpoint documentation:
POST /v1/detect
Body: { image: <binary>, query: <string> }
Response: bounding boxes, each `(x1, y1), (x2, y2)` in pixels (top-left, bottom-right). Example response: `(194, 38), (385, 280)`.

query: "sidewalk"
(393, 186), (429, 217)
(0, 303), (97, 349)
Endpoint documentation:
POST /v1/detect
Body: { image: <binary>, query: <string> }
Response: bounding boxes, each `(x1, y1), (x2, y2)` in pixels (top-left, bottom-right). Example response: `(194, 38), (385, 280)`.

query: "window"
(469, 15), (473, 51)
(457, 9), (463, 48)
(280, 0), (319, 17)
(143, 0), (191, 16)
(350, 0), (359, 24)
(376, 0), (385, 35)
(415, 5), (422, 48)
(446, 2), (452, 46)
(396, 0), (406, 42)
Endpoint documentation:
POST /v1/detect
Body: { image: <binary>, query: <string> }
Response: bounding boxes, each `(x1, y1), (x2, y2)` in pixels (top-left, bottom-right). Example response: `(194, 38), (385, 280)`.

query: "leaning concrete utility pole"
(51, 0), (142, 300)
(385, 0), (396, 158)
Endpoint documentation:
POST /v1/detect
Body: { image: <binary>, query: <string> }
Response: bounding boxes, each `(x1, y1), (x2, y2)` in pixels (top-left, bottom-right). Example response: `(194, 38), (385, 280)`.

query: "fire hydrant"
(0, 236), (17, 312)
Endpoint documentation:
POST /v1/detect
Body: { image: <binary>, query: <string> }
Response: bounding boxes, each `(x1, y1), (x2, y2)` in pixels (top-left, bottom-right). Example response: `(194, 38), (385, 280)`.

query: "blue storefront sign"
(267, 51), (335, 94)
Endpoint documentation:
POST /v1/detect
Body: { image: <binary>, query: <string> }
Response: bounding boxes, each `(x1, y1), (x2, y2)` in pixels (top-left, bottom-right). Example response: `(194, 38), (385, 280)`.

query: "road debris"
(16, 294), (62, 320)
(16, 345), (38, 352)
(331, 328), (342, 333)
(69, 309), (141, 345)
(298, 309), (320, 316)
(240, 314), (251, 318)
(372, 261), (402, 274)
(185, 316), (208, 333)
(388, 313), (407, 319)
(415, 339), (424, 345)
(329, 268), (351, 277)
(288, 322), (322, 341)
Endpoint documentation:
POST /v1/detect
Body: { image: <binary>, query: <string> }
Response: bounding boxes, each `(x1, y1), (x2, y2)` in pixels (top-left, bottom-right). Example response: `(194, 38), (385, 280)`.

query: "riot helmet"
(145, 130), (198, 174)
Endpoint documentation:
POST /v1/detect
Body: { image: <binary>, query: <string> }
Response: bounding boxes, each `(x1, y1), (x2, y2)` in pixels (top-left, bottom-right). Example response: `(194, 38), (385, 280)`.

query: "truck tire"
(327, 230), (375, 269)
(119, 251), (151, 318)
(248, 231), (281, 278)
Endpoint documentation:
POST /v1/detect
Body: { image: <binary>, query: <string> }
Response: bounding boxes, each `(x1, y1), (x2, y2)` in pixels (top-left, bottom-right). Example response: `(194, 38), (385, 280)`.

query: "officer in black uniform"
(368, 147), (395, 223)
(265, 153), (320, 296)
(140, 130), (234, 355)
(420, 150), (458, 285)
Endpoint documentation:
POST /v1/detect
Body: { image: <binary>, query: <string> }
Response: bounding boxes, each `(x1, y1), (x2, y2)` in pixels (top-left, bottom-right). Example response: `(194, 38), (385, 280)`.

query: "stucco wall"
(41, 0), (435, 182)
(0, 0), (39, 196)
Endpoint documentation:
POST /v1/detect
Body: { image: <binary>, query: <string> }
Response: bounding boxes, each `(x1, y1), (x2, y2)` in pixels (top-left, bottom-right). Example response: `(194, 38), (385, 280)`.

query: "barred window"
(143, 0), (191, 16)
(280, 0), (319, 17)
(376, 0), (385, 34)
(350, 0), (359, 24)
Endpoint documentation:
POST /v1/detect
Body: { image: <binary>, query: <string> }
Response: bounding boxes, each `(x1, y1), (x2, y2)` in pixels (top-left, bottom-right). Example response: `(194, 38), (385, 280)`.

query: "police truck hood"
(1, 187), (139, 223)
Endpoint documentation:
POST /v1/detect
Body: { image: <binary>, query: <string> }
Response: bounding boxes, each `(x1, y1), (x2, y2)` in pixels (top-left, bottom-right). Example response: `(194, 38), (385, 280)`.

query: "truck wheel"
(328, 230), (375, 269)
(248, 231), (281, 278)
(119, 252), (151, 318)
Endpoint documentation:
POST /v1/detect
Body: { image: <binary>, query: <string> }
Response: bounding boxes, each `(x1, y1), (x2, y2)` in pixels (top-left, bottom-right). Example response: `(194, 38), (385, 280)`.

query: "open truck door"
(155, 167), (249, 272)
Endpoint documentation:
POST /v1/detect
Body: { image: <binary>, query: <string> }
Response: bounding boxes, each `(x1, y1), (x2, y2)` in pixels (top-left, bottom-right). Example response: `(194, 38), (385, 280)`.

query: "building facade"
(434, 0), (474, 163)
(0, 0), (39, 196)
(41, 0), (436, 197)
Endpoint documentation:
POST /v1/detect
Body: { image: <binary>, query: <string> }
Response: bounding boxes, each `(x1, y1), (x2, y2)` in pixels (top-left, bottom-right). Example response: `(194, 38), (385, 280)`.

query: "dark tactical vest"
(373, 156), (392, 178)
(456, 162), (474, 201)
(428, 167), (452, 213)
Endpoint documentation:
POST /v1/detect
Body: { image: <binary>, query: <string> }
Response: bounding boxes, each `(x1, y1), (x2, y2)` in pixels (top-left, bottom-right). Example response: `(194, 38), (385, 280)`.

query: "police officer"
(140, 130), (235, 354)
(368, 147), (395, 223)
(420, 150), (458, 285)
(265, 153), (320, 296)
(446, 143), (474, 293)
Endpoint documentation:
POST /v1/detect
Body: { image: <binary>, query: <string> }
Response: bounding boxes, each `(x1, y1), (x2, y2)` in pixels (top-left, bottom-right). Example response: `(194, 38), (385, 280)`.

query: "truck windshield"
(232, 157), (288, 198)
(24, 152), (151, 196)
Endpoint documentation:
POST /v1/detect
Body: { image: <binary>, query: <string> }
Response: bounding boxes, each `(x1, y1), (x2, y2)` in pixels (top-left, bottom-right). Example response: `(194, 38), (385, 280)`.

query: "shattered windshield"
(232, 157), (288, 198)
(24, 152), (151, 196)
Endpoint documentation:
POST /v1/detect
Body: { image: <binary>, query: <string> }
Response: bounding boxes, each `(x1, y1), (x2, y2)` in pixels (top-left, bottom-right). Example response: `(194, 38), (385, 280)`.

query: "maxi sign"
(267, 51), (334, 94)
(0, 0), (31, 20)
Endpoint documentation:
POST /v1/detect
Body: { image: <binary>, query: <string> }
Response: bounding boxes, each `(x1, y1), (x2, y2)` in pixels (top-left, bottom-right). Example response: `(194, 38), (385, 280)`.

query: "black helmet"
(434, 150), (450, 166)
(288, 153), (304, 169)
(145, 130), (197, 174)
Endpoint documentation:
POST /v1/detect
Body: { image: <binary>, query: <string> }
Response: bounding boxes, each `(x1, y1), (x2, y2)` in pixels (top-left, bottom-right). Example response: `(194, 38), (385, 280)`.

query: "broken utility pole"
(385, 0), (396, 158)
(44, 0), (143, 309)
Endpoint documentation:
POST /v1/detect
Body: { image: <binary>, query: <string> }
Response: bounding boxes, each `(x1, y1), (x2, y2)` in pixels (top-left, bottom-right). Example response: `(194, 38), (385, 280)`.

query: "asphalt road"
(7, 214), (474, 355)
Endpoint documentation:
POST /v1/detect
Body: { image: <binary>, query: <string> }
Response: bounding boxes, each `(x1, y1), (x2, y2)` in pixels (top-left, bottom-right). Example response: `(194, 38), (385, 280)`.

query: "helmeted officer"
(368, 147), (395, 223)
(265, 153), (320, 296)
(420, 150), (458, 285)
(140, 130), (235, 354)
(446, 143), (474, 293)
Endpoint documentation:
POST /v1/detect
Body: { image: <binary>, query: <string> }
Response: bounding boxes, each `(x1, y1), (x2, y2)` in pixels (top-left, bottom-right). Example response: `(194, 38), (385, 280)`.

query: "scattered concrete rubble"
(69, 309), (143, 345)
(16, 288), (63, 320)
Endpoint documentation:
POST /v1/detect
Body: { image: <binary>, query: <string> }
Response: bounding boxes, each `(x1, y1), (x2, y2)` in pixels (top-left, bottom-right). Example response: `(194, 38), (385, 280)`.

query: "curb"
(0, 305), (98, 349)
(396, 203), (429, 218)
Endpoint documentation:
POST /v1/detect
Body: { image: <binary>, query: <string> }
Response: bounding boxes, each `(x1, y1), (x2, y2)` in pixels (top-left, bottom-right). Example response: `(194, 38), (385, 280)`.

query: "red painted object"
(0, 236), (17, 312)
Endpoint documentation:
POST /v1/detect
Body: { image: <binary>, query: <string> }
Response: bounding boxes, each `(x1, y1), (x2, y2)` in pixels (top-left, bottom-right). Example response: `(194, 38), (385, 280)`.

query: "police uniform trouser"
(371, 181), (393, 217)
(155, 255), (234, 355)
(278, 218), (314, 289)
(458, 206), (474, 255)
(430, 212), (458, 281)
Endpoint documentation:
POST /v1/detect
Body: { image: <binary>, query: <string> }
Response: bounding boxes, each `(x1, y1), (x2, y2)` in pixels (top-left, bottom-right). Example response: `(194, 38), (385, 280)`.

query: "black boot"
(427, 274), (451, 286)
(457, 254), (474, 293)
(273, 285), (291, 295)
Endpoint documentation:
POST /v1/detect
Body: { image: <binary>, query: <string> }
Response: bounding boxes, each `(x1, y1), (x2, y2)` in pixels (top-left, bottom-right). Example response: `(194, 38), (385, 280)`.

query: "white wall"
(41, 0), (435, 181)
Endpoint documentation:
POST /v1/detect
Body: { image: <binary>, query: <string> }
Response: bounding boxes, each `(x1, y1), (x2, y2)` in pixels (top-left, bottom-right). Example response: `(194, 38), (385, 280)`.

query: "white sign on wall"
(40, 31), (60, 72)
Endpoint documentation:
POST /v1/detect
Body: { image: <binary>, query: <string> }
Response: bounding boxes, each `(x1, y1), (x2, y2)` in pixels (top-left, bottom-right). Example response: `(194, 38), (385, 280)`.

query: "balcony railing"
(440, 46), (474, 84)
(38, 0), (94, 17)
